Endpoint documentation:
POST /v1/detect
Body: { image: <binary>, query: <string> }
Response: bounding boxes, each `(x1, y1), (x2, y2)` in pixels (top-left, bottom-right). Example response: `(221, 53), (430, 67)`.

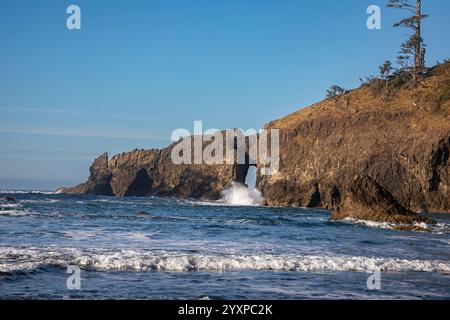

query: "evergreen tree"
(326, 85), (347, 99)
(379, 60), (394, 95)
(387, 0), (428, 81)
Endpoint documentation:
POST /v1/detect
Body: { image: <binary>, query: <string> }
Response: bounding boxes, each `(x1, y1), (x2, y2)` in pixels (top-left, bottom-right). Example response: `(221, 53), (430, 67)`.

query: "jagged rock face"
(258, 63), (450, 217)
(60, 153), (113, 196)
(60, 132), (250, 200)
(146, 139), (249, 199)
(331, 175), (435, 224)
(109, 149), (157, 197)
(259, 112), (449, 213)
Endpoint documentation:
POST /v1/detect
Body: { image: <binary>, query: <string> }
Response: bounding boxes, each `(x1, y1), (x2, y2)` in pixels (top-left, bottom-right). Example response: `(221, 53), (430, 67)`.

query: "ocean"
(0, 190), (449, 299)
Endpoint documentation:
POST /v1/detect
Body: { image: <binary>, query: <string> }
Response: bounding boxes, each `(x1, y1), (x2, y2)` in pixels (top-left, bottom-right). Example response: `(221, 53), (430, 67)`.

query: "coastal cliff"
(60, 62), (450, 224)
(259, 62), (449, 219)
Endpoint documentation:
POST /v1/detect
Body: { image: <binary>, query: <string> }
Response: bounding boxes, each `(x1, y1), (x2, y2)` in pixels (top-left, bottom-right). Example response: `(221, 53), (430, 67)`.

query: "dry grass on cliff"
(269, 62), (450, 131)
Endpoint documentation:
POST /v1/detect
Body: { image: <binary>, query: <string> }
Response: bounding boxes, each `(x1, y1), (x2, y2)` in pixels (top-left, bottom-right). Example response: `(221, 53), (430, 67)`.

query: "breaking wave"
(0, 203), (27, 216)
(220, 183), (265, 206)
(0, 190), (55, 194)
(1, 247), (449, 274)
(339, 218), (450, 234)
(0, 203), (21, 209)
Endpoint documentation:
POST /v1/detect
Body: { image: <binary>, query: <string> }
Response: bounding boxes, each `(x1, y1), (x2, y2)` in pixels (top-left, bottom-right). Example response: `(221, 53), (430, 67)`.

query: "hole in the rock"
(245, 166), (257, 189)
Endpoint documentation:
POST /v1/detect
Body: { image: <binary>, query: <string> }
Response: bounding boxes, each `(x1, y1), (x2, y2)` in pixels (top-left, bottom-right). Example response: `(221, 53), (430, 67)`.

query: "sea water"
(0, 191), (449, 299)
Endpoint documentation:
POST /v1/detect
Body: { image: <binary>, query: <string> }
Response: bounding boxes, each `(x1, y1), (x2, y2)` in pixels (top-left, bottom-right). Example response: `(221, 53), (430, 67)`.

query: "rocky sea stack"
(60, 62), (450, 226)
(330, 174), (435, 225)
(59, 132), (250, 200)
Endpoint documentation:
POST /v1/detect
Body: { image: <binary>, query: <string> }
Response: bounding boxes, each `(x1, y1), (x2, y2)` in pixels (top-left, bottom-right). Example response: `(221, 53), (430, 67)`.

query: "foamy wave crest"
(0, 210), (30, 216)
(0, 190), (55, 195)
(20, 199), (60, 204)
(0, 203), (21, 209)
(1, 247), (449, 274)
(0, 203), (29, 216)
(340, 218), (450, 234)
(220, 183), (265, 206)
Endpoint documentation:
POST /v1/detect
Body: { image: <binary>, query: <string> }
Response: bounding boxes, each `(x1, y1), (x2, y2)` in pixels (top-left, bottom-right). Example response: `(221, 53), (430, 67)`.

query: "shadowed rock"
(59, 153), (113, 196)
(331, 175), (435, 224)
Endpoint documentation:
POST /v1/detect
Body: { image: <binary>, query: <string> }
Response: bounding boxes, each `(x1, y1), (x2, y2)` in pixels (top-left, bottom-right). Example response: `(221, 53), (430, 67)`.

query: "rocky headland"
(59, 62), (450, 226)
(60, 133), (249, 200)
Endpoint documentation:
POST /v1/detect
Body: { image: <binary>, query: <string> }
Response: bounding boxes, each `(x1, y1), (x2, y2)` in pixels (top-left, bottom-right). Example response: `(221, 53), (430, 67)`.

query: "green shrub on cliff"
(326, 85), (347, 99)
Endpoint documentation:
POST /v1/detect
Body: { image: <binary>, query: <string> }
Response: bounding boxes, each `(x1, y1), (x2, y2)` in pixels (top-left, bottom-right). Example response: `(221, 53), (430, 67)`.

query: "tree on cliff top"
(379, 60), (394, 95)
(326, 85), (347, 99)
(387, 0), (428, 82)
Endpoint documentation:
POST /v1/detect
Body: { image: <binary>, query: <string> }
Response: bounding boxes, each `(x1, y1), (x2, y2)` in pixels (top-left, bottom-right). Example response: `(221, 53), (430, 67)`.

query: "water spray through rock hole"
(220, 166), (265, 206)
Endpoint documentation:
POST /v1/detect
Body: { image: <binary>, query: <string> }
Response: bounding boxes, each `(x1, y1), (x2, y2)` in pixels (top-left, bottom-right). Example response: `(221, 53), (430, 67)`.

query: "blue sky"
(1, 0), (449, 190)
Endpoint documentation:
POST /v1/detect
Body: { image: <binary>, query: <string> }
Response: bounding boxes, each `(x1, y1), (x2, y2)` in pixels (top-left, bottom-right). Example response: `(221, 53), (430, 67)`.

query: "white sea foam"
(0, 203), (32, 216)
(20, 199), (60, 204)
(340, 218), (397, 230)
(0, 190), (55, 195)
(63, 230), (100, 240)
(63, 230), (153, 242)
(339, 218), (450, 234)
(0, 203), (22, 209)
(0, 246), (449, 274)
(0, 210), (28, 216)
(431, 223), (450, 234)
(0, 201), (39, 216)
(220, 183), (265, 206)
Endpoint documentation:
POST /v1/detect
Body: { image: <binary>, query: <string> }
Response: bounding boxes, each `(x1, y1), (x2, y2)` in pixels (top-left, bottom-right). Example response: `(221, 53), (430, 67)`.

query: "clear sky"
(1, 0), (449, 190)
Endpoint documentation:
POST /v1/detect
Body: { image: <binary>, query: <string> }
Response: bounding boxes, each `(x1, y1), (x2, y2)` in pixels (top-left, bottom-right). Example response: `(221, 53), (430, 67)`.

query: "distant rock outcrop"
(60, 132), (250, 200)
